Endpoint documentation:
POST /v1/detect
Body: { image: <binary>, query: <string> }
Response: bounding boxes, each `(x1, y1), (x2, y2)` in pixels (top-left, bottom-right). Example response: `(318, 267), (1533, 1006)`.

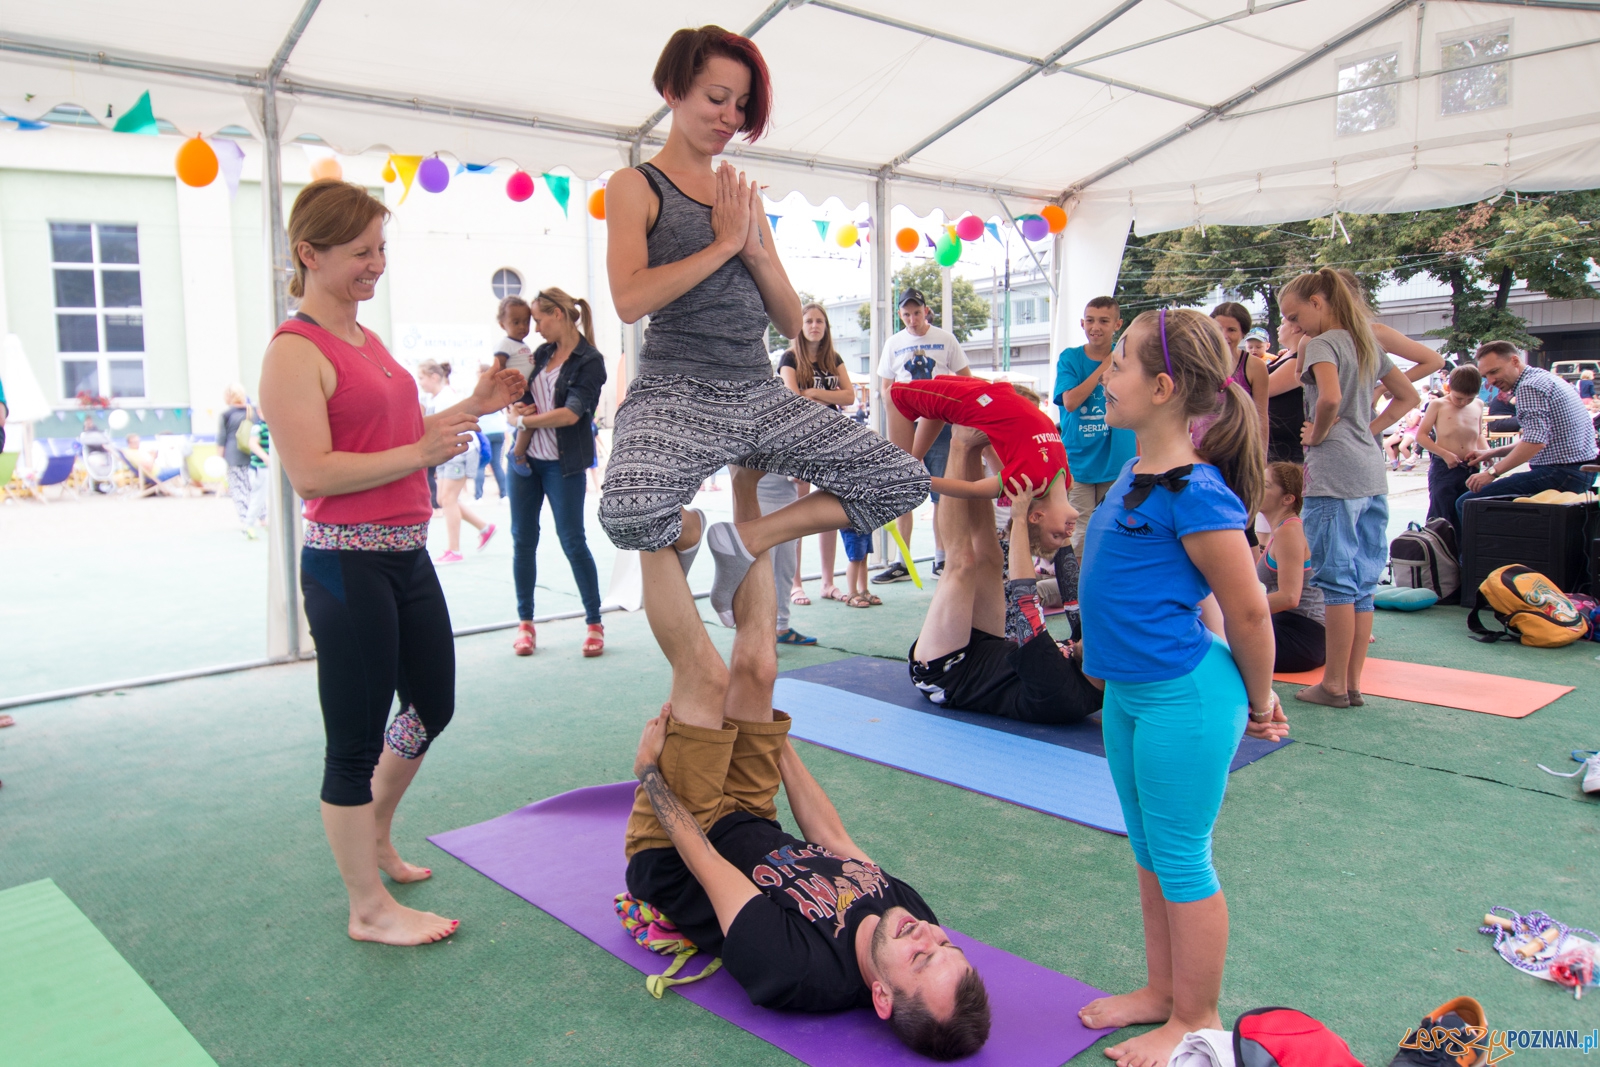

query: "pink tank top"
(273, 317), (431, 527)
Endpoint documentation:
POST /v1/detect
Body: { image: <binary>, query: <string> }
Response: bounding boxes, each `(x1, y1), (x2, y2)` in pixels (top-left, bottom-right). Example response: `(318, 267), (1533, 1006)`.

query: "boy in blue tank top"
(1076, 308), (1288, 1064)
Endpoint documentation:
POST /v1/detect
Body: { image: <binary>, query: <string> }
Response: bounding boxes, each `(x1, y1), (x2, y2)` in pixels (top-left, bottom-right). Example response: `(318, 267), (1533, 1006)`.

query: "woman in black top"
(777, 303), (856, 604)
(507, 287), (609, 658)
(1264, 319), (1306, 463)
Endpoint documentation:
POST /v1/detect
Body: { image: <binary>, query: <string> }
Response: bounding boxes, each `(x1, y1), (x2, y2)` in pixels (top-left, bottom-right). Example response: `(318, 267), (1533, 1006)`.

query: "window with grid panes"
(52, 222), (146, 400)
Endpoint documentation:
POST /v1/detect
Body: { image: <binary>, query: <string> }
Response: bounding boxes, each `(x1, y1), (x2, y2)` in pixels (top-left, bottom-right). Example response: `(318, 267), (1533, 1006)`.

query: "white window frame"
(1438, 21), (1513, 117)
(51, 221), (147, 402)
(491, 267), (523, 300)
(1334, 45), (1402, 137)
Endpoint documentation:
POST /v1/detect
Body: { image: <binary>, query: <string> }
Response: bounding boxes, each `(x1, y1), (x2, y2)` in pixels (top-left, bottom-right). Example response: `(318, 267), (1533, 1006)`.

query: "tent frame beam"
(1066, 0), (1417, 197)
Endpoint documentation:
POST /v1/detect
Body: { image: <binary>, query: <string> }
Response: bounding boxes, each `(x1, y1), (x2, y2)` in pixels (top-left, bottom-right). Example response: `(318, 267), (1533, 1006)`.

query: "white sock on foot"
(706, 521), (756, 628)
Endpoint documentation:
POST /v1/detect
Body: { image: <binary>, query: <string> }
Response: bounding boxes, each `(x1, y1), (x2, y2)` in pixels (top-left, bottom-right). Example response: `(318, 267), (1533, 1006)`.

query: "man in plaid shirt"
(1456, 341), (1597, 529)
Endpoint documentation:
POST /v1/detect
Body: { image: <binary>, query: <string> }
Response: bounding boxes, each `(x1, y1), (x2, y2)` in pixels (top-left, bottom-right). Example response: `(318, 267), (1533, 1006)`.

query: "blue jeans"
(1454, 464), (1596, 558)
(474, 432), (506, 499)
(1302, 494), (1389, 612)
(509, 457), (601, 624)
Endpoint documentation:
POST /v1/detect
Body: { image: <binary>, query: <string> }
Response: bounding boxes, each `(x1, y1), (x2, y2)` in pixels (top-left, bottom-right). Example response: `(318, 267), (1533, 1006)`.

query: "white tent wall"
(1054, 200), (1136, 350)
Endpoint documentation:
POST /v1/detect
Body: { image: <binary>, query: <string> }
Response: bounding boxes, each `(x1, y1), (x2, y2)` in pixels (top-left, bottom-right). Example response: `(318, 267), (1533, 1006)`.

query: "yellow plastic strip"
(884, 524), (923, 589)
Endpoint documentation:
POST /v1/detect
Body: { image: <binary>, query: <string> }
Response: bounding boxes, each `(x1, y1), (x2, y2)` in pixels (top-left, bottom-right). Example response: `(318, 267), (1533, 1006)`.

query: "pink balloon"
(506, 170), (535, 202)
(954, 215), (984, 243)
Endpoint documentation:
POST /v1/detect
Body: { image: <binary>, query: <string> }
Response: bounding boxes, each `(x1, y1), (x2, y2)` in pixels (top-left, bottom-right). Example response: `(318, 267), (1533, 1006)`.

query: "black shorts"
(909, 628), (1100, 724)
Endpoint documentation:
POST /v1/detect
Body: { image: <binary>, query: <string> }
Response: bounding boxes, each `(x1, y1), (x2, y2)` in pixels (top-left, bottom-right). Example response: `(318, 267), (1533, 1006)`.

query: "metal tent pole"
(870, 174), (891, 564)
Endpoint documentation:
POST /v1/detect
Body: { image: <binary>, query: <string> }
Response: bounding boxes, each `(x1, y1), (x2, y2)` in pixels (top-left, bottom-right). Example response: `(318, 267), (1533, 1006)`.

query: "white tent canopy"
(4, 0), (1597, 660)
(4, 0), (1597, 226)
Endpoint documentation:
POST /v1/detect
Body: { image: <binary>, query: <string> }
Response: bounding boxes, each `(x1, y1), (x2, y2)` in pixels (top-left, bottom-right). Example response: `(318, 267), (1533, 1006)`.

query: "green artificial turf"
(1, 598), (1595, 1067)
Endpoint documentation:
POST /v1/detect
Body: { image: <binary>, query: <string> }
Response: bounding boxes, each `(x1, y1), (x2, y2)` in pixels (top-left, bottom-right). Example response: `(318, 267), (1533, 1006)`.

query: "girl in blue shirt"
(1076, 307), (1288, 1064)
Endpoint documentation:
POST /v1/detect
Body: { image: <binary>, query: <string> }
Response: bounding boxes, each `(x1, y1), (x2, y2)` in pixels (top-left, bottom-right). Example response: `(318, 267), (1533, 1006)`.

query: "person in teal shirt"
(1052, 296), (1137, 564)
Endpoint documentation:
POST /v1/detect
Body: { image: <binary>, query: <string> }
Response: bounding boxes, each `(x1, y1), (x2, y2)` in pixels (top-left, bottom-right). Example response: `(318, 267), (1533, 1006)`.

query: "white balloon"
(203, 455), (228, 480)
(107, 408), (129, 430)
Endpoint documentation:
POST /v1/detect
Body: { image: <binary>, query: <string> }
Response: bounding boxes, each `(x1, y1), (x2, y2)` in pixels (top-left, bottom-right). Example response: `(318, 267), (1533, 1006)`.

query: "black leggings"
(301, 547), (455, 806)
(1272, 611), (1327, 674)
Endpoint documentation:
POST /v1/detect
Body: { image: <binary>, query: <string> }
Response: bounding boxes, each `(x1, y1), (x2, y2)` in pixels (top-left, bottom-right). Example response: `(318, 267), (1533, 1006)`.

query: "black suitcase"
(1461, 498), (1596, 595)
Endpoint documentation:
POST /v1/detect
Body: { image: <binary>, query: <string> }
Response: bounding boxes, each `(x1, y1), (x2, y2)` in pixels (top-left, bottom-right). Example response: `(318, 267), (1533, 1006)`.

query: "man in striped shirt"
(1456, 341), (1597, 528)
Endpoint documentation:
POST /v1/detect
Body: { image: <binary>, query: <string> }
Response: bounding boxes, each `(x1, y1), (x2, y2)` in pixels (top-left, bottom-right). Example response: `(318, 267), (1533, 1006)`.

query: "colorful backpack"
(1233, 1007), (1363, 1066)
(1467, 565), (1591, 648)
(613, 893), (722, 998)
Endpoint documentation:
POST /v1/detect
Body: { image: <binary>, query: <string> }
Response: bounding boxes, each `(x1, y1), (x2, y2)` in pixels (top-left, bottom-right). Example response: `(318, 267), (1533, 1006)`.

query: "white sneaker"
(1540, 750), (1600, 794)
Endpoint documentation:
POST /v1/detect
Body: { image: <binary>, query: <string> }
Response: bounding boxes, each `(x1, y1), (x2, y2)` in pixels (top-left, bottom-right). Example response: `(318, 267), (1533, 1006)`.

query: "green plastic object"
(935, 232), (962, 266)
(0, 879), (218, 1067)
(1374, 586), (1439, 611)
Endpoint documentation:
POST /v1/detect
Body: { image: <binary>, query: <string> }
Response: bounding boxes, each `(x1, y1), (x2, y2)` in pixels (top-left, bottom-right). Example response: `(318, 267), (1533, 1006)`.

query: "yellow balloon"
(382, 158), (398, 183)
(835, 223), (859, 248)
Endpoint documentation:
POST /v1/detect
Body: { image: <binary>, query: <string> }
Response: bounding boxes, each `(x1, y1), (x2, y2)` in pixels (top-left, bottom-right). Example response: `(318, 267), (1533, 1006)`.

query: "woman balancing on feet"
(1075, 308), (1289, 1065)
(260, 180), (523, 945)
(601, 26), (927, 627)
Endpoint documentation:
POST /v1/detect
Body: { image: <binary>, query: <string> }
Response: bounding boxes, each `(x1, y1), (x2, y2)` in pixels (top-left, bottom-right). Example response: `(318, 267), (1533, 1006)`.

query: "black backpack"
(1389, 518), (1460, 603)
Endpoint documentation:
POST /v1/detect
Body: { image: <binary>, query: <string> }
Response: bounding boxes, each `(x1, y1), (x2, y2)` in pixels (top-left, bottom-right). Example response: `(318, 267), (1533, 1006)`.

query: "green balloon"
(935, 232), (961, 267)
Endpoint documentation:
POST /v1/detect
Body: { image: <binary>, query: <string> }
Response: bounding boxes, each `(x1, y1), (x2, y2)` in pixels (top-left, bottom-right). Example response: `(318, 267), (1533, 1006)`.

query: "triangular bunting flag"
(814, 220), (829, 241)
(463, 162), (496, 173)
(543, 173), (571, 216)
(926, 234), (937, 249)
(111, 91), (159, 135)
(390, 155), (422, 203)
(210, 138), (245, 200)
(985, 222), (1000, 242)
(766, 213), (780, 231)
(2, 116), (48, 131)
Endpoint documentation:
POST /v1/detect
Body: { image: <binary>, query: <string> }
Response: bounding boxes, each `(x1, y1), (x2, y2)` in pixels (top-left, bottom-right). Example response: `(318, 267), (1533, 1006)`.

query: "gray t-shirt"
(1300, 329), (1396, 499)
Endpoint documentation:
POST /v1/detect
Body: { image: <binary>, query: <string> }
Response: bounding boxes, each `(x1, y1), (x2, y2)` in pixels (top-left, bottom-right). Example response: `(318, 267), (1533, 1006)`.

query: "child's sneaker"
(478, 523), (497, 551)
(435, 550), (464, 565)
(1389, 996), (1487, 1067)
(1540, 750), (1600, 794)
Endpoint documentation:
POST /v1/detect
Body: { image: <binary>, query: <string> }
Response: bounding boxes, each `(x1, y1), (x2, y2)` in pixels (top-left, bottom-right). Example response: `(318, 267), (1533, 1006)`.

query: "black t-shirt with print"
(778, 350), (843, 411)
(626, 811), (937, 1013)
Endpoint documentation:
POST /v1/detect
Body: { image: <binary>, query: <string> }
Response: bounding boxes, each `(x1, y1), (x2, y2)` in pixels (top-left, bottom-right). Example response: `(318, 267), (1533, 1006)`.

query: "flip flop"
(821, 587), (850, 603)
(790, 589), (812, 606)
(776, 628), (818, 645)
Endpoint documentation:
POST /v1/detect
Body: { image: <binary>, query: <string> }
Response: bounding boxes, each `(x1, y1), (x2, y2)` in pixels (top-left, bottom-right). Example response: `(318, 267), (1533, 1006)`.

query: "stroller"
(79, 425), (119, 493)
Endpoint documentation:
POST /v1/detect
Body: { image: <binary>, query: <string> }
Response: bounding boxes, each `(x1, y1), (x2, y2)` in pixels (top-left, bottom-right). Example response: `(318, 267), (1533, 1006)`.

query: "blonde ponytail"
(1198, 381), (1264, 515)
(1282, 268), (1382, 382)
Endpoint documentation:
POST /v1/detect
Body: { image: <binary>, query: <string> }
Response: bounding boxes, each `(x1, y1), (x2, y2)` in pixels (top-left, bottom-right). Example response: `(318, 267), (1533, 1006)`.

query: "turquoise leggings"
(1101, 638), (1248, 903)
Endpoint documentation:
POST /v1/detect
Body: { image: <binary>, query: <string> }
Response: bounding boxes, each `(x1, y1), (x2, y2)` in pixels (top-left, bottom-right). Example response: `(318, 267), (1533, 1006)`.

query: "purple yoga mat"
(430, 782), (1112, 1067)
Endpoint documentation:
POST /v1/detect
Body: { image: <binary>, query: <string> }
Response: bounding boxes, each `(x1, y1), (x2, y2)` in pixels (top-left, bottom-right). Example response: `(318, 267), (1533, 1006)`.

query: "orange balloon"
(588, 187), (606, 220)
(382, 159), (398, 182)
(174, 136), (219, 188)
(310, 156), (343, 182)
(895, 227), (919, 253)
(1042, 204), (1068, 233)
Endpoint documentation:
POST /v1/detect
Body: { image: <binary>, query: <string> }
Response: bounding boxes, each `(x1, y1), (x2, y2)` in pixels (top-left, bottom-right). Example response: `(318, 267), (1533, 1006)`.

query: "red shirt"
(890, 375), (1070, 494)
(273, 317), (432, 527)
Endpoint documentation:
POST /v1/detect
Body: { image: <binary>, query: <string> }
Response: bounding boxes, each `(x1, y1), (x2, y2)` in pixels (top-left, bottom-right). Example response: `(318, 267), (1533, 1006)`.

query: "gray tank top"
(636, 162), (773, 381)
(1256, 519), (1325, 624)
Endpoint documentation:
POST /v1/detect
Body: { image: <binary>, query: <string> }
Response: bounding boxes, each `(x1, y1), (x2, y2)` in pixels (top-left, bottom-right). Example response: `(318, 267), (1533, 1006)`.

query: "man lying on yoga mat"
(909, 425), (1103, 723)
(624, 469), (990, 1061)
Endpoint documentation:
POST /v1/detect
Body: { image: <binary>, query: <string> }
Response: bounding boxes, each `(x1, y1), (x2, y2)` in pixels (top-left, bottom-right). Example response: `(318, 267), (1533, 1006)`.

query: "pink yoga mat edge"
(428, 782), (1113, 1067)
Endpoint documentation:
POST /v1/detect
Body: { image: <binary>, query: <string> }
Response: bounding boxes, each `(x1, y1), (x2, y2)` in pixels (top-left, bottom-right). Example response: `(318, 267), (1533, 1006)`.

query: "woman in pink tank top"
(259, 180), (522, 947)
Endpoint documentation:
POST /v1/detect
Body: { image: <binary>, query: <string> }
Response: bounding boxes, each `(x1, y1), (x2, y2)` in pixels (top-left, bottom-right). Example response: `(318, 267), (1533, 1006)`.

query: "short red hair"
(652, 25), (772, 142)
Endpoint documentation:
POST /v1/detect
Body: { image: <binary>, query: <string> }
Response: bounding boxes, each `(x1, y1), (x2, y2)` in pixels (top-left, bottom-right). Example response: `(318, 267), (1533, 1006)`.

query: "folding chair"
(22, 453), (77, 502)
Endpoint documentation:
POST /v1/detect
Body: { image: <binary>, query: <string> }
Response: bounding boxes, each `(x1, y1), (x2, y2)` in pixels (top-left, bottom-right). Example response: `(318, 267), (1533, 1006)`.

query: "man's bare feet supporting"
(1078, 986), (1172, 1030)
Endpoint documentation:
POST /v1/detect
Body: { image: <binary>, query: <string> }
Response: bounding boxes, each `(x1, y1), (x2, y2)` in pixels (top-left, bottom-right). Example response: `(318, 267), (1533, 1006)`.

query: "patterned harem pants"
(600, 374), (929, 551)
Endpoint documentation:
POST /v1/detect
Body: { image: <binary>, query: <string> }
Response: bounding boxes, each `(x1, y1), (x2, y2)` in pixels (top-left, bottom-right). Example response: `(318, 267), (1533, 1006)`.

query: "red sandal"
(513, 622), (535, 656)
(582, 624), (605, 658)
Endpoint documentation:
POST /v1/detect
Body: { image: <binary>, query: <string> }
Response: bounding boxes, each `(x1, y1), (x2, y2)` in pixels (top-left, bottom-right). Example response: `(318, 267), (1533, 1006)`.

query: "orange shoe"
(1390, 996), (1487, 1067)
(582, 623), (604, 658)
(513, 622), (535, 656)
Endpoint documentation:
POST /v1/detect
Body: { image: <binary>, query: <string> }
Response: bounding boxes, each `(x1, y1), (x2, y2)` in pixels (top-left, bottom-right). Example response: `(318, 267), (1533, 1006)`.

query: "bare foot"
(1105, 1018), (1215, 1067)
(377, 841), (433, 884)
(1079, 987), (1171, 1030)
(0, 714), (14, 728)
(348, 897), (458, 945)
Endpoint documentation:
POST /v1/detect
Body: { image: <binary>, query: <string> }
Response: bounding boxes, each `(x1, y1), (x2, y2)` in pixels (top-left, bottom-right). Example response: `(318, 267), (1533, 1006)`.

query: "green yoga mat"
(0, 879), (217, 1067)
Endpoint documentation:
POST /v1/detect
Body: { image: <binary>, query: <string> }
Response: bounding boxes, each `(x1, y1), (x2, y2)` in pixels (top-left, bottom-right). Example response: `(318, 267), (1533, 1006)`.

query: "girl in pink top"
(259, 180), (521, 947)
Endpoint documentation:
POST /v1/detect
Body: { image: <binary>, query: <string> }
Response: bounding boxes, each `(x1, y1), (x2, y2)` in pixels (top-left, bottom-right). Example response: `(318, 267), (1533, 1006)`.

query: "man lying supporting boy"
(624, 468), (990, 1061)
(905, 419), (1103, 723)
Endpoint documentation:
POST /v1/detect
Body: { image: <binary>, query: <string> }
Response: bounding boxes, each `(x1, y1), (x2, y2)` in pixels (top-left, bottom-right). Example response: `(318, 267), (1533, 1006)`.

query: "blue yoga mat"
(779, 655), (1291, 771)
(773, 679), (1129, 835)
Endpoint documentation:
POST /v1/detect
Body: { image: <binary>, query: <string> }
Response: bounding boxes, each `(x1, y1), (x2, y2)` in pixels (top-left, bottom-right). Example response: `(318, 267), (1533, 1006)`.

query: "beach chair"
(116, 446), (185, 498)
(0, 451), (19, 502)
(22, 453), (77, 502)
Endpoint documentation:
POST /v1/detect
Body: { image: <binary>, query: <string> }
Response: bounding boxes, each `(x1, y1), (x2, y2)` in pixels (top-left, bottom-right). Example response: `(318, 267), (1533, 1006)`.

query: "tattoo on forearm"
(639, 766), (712, 852)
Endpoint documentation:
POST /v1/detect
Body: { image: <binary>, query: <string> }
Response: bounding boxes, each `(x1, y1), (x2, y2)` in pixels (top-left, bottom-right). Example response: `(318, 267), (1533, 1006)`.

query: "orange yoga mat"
(1273, 658), (1572, 718)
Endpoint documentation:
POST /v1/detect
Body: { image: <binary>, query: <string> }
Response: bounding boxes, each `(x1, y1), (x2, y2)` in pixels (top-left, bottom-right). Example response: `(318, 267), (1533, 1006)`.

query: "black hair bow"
(1123, 465), (1194, 509)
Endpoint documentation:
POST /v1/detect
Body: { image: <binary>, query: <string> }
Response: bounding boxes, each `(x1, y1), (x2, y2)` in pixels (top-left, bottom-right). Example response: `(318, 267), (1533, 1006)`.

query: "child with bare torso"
(1418, 365), (1488, 535)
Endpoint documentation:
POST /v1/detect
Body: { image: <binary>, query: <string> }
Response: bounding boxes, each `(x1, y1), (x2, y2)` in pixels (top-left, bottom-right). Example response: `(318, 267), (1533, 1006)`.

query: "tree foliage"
(1110, 192), (1600, 357)
(766, 291), (818, 352)
(854, 263), (990, 342)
